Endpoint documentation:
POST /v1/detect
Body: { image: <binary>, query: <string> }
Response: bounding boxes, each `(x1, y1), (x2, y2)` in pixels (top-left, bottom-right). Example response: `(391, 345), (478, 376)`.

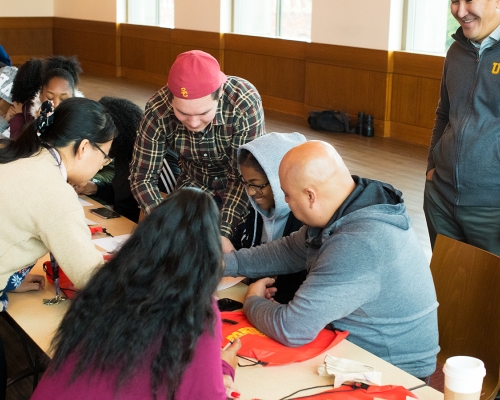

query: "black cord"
(408, 382), (428, 391)
(237, 354), (268, 367)
(42, 264), (76, 297)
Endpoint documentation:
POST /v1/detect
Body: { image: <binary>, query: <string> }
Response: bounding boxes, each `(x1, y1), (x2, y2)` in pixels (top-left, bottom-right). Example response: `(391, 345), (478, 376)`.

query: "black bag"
(308, 109), (351, 133)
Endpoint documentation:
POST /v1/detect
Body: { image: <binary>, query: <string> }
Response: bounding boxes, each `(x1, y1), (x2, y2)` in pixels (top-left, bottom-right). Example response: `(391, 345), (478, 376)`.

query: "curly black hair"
(10, 58), (43, 104)
(10, 55), (82, 104)
(42, 55), (82, 87)
(98, 96), (143, 162)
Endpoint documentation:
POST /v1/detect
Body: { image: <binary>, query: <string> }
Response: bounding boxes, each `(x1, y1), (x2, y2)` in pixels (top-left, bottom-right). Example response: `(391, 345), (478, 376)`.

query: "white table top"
(7, 196), (444, 400)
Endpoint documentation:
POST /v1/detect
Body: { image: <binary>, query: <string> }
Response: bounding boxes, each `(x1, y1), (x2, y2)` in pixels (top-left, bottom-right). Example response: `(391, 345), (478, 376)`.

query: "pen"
(222, 318), (238, 325)
(226, 388), (240, 399)
(222, 340), (234, 351)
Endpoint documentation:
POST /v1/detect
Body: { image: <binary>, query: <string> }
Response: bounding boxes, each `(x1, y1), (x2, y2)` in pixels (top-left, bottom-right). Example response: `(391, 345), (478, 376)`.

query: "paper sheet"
(85, 218), (98, 225)
(78, 198), (93, 207)
(92, 234), (130, 252)
(217, 277), (245, 291)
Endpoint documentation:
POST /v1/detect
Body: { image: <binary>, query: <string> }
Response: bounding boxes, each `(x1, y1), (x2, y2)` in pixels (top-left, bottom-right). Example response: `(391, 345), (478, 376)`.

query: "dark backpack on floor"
(308, 109), (351, 133)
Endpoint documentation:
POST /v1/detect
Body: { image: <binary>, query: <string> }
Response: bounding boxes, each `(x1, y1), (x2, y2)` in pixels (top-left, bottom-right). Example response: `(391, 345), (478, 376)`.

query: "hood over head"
(238, 132), (307, 219)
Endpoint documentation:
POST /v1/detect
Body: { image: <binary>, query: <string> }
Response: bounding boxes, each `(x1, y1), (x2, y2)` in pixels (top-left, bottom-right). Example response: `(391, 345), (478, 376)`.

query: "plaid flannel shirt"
(130, 76), (265, 238)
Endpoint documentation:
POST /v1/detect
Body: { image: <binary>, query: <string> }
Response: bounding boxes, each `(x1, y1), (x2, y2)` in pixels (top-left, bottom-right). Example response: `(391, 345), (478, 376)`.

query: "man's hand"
(221, 236), (236, 253)
(244, 277), (277, 301)
(12, 274), (45, 293)
(426, 168), (435, 181)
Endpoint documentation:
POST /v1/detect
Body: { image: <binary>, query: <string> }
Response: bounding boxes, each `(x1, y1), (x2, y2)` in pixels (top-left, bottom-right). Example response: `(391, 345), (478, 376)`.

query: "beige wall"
(53, 0), (116, 22)
(175, 0), (223, 32)
(311, 0), (404, 50)
(0, 0), (53, 17)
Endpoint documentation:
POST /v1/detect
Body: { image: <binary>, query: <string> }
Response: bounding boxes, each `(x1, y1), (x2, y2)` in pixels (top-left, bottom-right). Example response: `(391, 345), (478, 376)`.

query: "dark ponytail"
(0, 97), (117, 164)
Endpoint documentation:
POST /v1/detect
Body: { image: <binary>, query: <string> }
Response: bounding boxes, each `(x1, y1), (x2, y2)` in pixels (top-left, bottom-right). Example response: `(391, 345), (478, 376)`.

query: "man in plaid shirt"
(130, 50), (265, 251)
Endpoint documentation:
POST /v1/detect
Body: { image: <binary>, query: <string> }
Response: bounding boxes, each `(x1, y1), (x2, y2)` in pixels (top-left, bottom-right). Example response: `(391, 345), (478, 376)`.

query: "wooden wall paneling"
(304, 43), (390, 137)
(0, 17), (53, 65)
(306, 43), (389, 73)
(390, 74), (440, 129)
(120, 24), (172, 85)
(52, 18), (118, 76)
(392, 51), (444, 80)
(390, 51), (443, 144)
(305, 64), (387, 119)
(224, 35), (306, 116)
(170, 29), (223, 68)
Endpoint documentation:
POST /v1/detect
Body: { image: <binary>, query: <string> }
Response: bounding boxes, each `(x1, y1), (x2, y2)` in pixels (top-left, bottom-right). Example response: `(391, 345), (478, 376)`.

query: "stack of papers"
(92, 234), (130, 253)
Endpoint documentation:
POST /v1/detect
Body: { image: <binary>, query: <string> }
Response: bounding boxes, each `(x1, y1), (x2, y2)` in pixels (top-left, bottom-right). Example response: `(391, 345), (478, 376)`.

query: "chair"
(430, 234), (500, 400)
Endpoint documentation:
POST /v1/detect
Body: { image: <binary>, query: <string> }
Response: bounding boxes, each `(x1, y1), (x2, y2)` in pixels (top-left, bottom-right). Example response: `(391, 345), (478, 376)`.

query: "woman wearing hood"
(236, 132), (307, 304)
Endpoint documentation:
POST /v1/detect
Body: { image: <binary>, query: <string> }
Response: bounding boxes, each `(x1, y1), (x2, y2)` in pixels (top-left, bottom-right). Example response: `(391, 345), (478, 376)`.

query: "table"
(6, 196), (444, 399)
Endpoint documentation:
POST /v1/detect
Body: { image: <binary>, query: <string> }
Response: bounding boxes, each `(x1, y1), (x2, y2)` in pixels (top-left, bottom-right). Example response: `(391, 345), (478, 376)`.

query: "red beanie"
(167, 50), (227, 100)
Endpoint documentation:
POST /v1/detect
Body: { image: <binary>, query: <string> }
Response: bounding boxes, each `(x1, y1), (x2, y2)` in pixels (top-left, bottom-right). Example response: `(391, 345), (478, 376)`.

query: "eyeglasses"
(239, 175), (269, 195)
(94, 144), (113, 166)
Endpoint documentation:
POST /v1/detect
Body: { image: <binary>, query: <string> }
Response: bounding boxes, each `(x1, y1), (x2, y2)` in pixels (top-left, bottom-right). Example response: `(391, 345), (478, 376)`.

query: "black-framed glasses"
(94, 144), (113, 166)
(239, 175), (269, 195)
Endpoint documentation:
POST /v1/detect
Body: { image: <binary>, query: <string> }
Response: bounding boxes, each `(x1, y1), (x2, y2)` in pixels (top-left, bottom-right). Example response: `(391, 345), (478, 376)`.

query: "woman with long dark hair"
(0, 97), (117, 307)
(31, 188), (241, 400)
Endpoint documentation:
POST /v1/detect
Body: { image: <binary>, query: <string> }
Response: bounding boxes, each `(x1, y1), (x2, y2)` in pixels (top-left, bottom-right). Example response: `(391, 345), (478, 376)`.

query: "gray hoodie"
(224, 178), (438, 378)
(238, 132), (306, 245)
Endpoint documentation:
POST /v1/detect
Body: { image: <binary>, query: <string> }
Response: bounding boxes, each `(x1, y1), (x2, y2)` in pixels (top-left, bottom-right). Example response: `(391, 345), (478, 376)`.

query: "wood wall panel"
(390, 74), (440, 129)
(393, 51), (444, 79)
(0, 17), (53, 65)
(305, 63), (388, 121)
(225, 50), (305, 103)
(52, 18), (117, 76)
(225, 34), (306, 60)
(306, 43), (389, 73)
(224, 35), (306, 116)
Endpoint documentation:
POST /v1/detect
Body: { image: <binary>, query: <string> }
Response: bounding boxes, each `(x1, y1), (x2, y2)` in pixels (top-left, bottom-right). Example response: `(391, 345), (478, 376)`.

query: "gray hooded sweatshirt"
(238, 132), (307, 245)
(224, 178), (439, 378)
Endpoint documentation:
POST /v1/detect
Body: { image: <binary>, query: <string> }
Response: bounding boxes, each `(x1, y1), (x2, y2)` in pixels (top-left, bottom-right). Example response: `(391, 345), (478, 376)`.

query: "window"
(405, 0), (459, 55)
(127, 0), (174, 28)
(233, 0), (312, 42)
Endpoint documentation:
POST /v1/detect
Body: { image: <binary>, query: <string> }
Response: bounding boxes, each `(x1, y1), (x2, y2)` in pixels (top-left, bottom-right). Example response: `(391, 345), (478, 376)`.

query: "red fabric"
(221, 311), (348, 366)
(43, 261), (77, 299)
(293, 383), (419, 399)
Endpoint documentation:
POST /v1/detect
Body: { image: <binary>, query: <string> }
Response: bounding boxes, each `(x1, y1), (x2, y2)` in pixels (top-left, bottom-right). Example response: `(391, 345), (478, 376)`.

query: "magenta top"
(31, 304), (234, 400)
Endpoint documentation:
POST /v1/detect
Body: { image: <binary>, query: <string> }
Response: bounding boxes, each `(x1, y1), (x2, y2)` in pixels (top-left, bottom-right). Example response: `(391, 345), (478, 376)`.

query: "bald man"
(223, 141), (439, 379)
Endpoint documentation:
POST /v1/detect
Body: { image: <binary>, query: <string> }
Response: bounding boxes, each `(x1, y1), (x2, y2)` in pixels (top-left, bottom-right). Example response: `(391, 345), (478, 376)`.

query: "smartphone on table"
(89, 207), (121, 219)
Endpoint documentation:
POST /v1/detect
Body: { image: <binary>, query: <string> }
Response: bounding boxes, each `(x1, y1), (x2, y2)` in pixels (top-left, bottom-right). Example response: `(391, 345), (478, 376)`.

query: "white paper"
(217, 277), (245, 291)
(92, 234), (130, 252)
(318, 355), (382, 388)
(78, 198), (93, 206)
(85, 218), (98, 225)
